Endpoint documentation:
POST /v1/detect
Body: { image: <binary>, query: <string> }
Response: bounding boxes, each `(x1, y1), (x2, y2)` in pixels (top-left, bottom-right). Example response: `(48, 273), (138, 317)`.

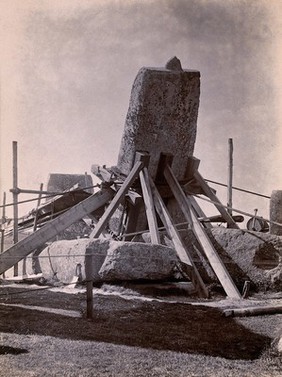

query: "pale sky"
(1, 0), (281, 221)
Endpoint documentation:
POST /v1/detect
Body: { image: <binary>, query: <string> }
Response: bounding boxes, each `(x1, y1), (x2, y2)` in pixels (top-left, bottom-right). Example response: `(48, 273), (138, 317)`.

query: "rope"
(0, 251), (280, 264)
(205, 179), (271, 199)
(191, 193), (282, 227)
(0, 184), (101, 210)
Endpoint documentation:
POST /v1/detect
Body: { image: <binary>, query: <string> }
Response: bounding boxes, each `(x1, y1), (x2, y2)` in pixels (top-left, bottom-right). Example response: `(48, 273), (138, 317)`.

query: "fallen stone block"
(38, 239), (90, 284)
(98, 241), (179, 281)
(209, 228), (282, 291)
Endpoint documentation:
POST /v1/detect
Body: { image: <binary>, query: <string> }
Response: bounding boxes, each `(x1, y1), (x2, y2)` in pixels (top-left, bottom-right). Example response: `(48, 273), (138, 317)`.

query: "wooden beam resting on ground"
(223, 305), (282, 317)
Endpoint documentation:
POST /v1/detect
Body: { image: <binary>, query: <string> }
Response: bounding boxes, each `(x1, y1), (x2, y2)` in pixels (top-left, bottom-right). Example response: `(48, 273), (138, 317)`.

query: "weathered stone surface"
(98, 241), (179, 281)
(47, 173), (94, 194)
(139, 228), (282, 291)
(209, 228), (282, 291)
(85, 239), (110, 282)
(117, 60), (200, 181)
(38, 239), (90, 283)
(270, 190), (282, 235)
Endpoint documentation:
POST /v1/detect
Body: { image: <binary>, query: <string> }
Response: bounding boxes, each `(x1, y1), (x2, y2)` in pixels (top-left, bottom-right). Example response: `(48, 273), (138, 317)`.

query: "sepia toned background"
(1, 0), (281, 221)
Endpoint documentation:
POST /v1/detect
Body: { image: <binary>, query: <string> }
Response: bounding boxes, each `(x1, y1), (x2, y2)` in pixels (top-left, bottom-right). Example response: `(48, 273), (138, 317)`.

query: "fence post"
(227, 138), (233, 218)
(12, 141), (19, 276)
(1, 192), (6, 278)
(85, 248), (93, 320)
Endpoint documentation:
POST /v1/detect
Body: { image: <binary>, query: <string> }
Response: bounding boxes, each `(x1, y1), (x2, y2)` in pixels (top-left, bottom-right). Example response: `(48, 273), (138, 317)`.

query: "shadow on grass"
(0, 292), (271, 360)
(0, 345), (29, 355)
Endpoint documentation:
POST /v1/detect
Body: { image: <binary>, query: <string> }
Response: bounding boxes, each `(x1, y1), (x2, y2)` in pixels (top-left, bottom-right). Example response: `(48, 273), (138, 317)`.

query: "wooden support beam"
(89, 159), (144, 240)
(25, 183), (44, 276)
(122, 200), (144, 241)
(164, 165), (193, 227)
(0, 189), (114, 275)
(149, 177), (208, 298)
(188, 202), (241, 299)
(164, 165), (241, 299)
(193, 170), (239, 229)
(185, 156), (200, 180)
(139, 167), (160, 244)
(189, 196), (212, 228)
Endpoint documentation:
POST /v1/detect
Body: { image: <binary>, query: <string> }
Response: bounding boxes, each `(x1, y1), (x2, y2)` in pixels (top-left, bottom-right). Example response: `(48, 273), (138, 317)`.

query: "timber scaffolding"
(1, 58), (281, 312)
(1, 152), (249, 300)
(0, 151), (281, 316)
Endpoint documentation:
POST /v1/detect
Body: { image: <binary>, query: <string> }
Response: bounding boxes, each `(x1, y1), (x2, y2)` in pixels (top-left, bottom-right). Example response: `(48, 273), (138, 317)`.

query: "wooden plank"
(0, 189), (114, 275)
(164, 165), (240, 299)
(139, 167), (160, 244)
(149, 177), (209, 298)
(189, 203), (241, 299)
(193, 170), (239, 229)
(189, 196), (213, 229)
(164, 165), (193, 226)
(122, 201), (143, 241)
(223, 305), (282, 317)
(89, 160), (144, 240)
(185, 156), (200, 180)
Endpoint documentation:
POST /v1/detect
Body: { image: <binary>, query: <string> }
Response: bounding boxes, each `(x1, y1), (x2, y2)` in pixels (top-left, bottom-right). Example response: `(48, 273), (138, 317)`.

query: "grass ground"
(0, 283), (281, 376)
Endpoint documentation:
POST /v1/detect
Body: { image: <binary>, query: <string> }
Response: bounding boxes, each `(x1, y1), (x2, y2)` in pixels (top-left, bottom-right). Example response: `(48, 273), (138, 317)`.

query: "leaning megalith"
(270, 190), (282, 235)
(117, 57), (200, 181)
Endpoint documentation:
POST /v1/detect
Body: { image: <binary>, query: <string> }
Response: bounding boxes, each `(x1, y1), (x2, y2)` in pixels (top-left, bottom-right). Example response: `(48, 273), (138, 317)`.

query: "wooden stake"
(12, 141), (19, 276)
(85, 249), (94, 320)
(227, 138), (233, 218)
(1, 192), (6, 278)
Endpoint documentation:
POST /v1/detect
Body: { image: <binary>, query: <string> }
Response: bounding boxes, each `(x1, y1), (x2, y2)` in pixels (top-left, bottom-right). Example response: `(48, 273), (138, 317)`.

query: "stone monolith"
(117, 57), (200, 181)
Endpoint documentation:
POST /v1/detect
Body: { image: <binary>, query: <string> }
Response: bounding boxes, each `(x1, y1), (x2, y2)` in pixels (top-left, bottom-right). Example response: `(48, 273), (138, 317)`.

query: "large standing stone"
(117, 58), (200, 181)
(270, 190), (282, 235)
